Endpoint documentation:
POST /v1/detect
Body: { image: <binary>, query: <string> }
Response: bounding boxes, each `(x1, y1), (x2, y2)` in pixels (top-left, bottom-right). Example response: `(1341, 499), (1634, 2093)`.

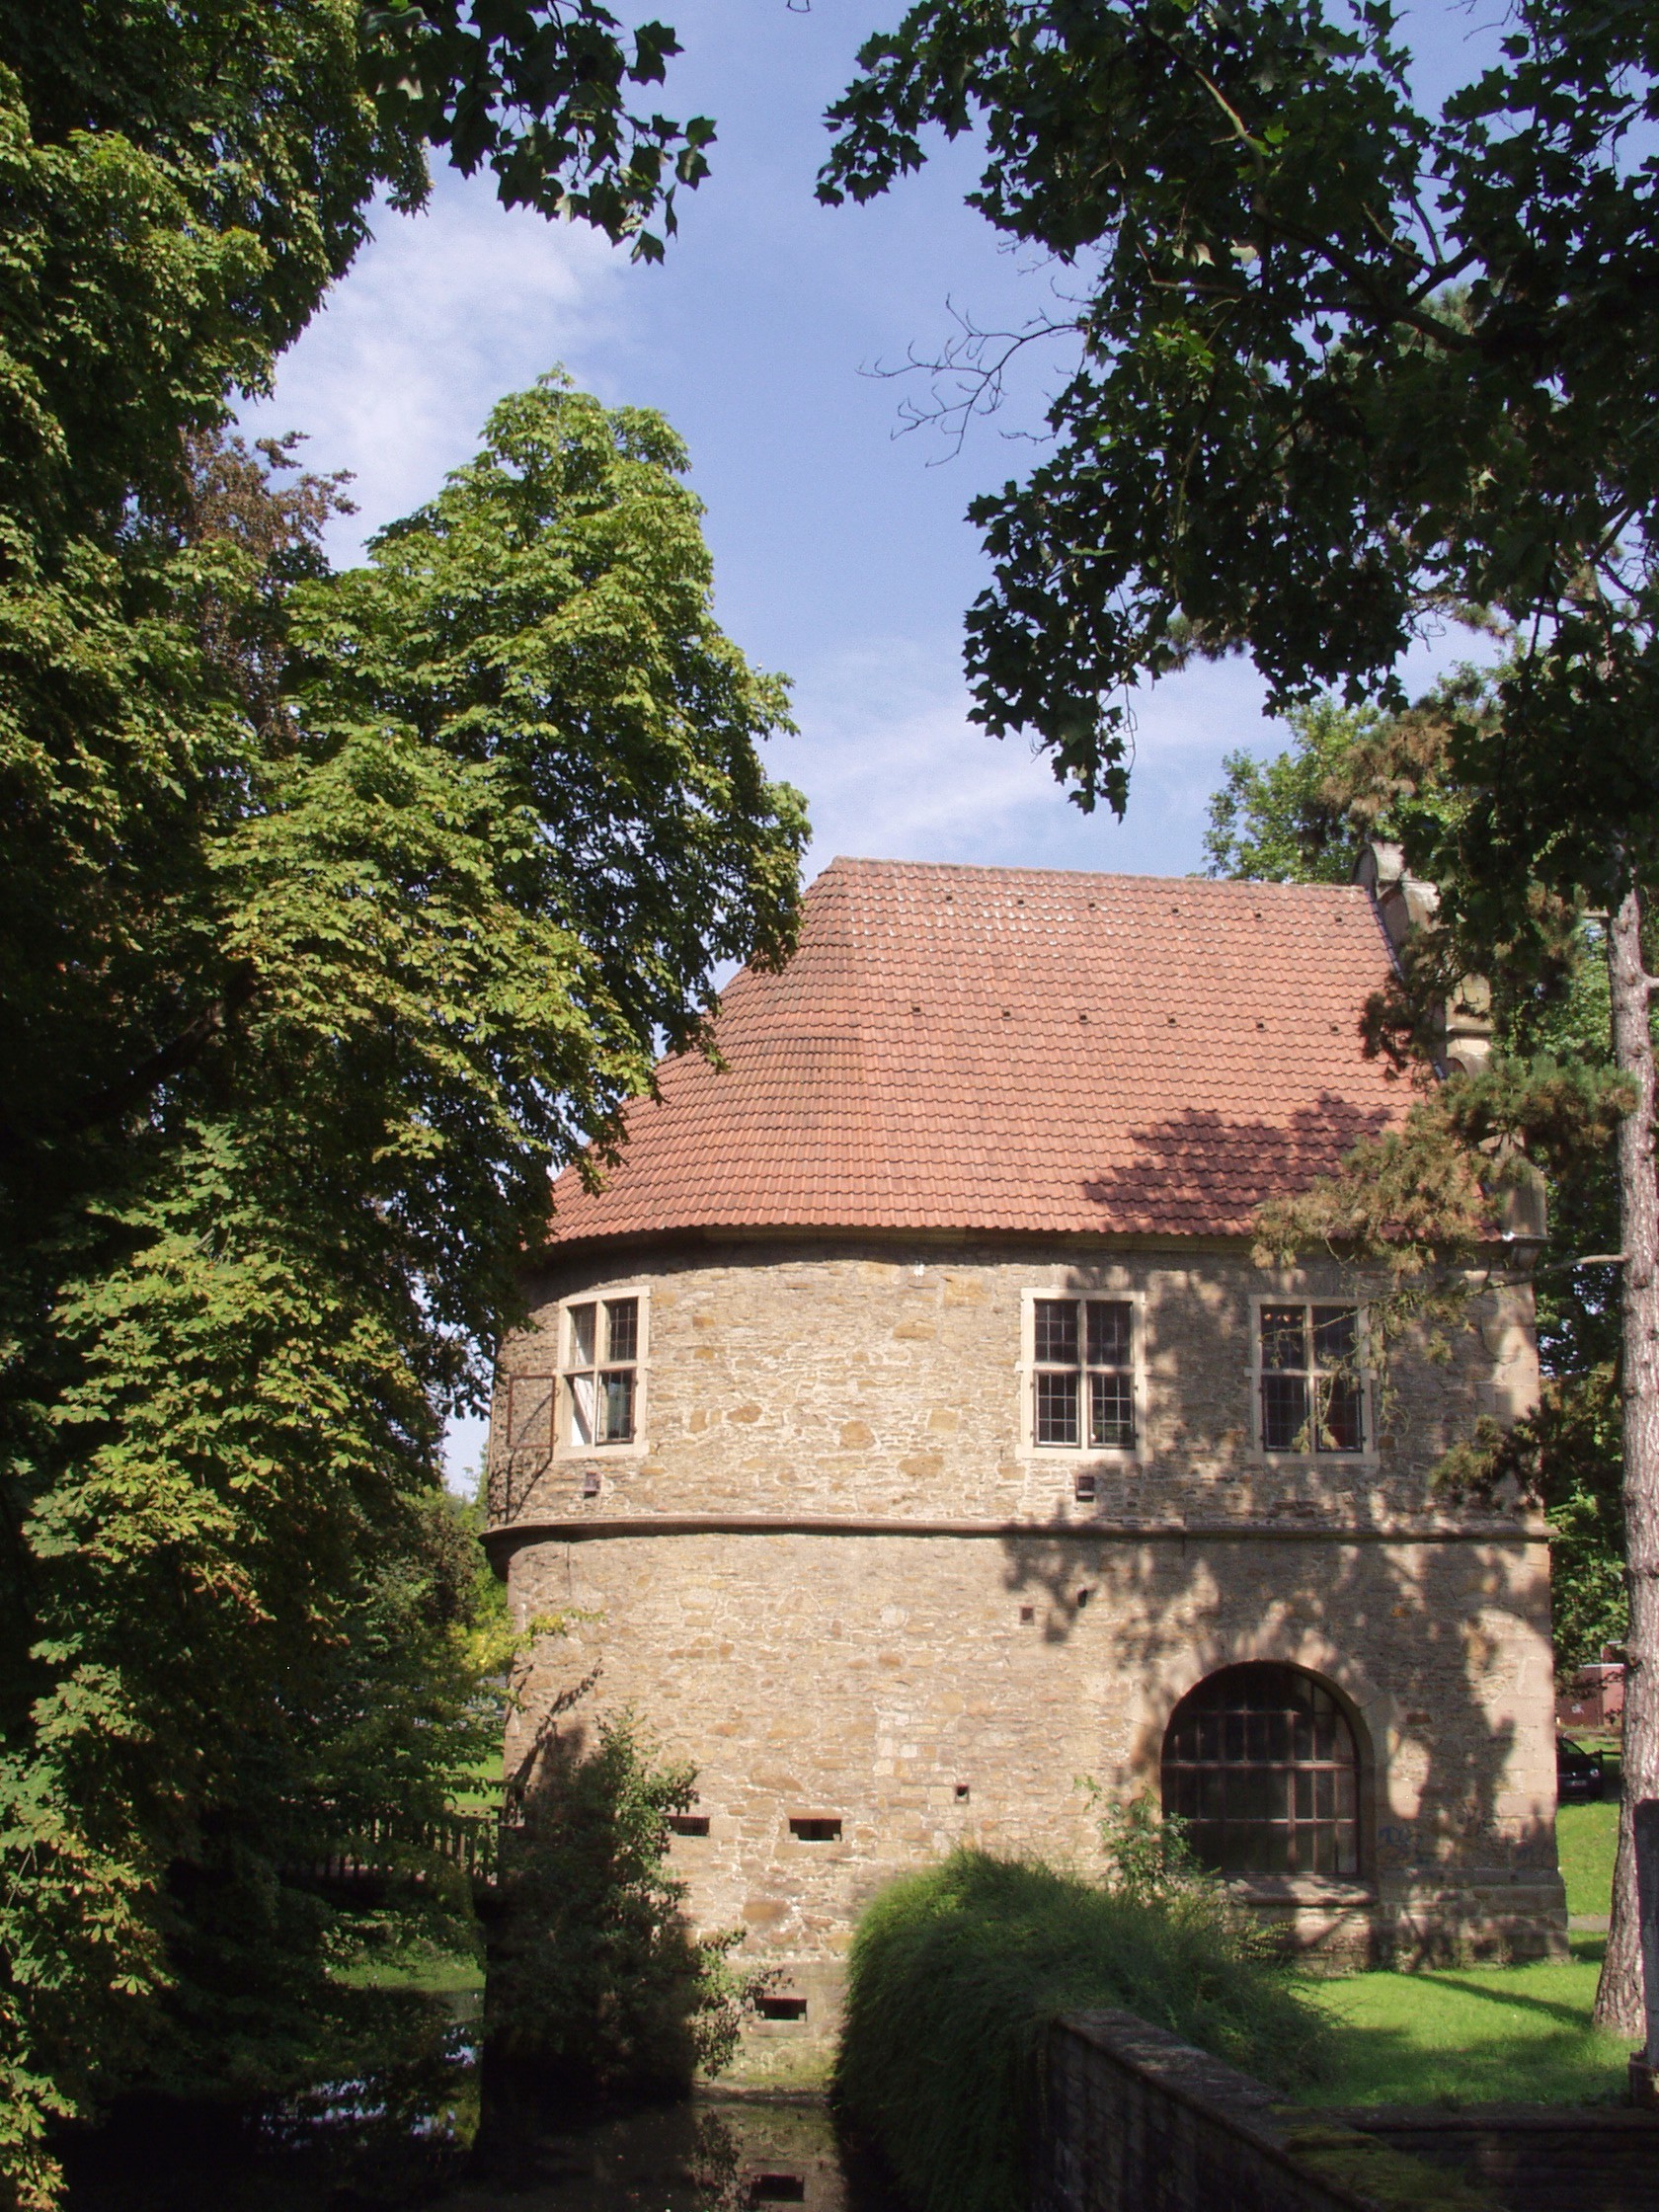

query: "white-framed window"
(1020, 1290), (1143, 1457)
(1251, 1299), (1371, 1457)
(560, 1290), (649, 1453)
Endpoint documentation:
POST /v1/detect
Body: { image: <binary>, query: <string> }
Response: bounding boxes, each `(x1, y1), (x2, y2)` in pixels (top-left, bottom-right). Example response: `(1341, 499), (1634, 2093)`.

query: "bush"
(832, 1850), (1330, 2212)
(483, 1712), (761, 2104)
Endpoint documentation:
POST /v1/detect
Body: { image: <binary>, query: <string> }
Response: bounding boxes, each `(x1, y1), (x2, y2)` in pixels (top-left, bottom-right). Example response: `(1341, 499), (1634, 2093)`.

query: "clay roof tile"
(545, 857), (1401, 1244)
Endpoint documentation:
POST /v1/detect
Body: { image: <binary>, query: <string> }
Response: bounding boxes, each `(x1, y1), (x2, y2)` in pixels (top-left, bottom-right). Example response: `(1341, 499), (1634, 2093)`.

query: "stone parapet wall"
(1327, 2108), (1659, 2211)
(1035, 2009), (1492, 2212)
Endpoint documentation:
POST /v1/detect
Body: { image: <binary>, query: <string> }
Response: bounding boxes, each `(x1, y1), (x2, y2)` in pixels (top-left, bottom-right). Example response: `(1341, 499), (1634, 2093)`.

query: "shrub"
(483, 1712), (762, 2104)
(832, 1850), (1330, 2212)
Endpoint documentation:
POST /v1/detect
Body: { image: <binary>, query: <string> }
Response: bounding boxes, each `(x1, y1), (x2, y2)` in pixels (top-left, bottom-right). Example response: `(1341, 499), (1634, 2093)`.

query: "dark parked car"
(1558, 1737), (1605, 1803)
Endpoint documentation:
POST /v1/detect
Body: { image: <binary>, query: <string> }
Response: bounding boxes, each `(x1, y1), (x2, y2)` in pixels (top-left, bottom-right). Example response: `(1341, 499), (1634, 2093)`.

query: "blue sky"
(238, 1), (1506, 1482)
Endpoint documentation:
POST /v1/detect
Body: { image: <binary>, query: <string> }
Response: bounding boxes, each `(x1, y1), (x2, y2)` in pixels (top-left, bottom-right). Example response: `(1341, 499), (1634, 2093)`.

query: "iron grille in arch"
(1160, 1664), (1359, 1878)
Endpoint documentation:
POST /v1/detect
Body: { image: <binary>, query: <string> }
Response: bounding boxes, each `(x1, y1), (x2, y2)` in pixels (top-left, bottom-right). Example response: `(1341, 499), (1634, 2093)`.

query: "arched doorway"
(1161, 1663), (1360, 1877)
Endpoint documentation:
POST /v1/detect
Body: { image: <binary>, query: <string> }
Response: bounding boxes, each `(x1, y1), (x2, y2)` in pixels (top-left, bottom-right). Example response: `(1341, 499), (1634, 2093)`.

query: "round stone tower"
(486, 858), (1565, 2046)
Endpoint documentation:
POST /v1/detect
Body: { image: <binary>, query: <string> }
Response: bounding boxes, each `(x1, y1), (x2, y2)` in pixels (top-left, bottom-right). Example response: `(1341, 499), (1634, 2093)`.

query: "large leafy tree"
(0, 376), (801, 2202)
(0, 6), (800, 2196)
(821, 0), (1659, 2035)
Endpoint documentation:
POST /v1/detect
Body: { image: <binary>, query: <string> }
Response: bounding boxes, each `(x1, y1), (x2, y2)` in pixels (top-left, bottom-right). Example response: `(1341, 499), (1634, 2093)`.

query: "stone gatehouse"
(485, 858), (1566, 2037)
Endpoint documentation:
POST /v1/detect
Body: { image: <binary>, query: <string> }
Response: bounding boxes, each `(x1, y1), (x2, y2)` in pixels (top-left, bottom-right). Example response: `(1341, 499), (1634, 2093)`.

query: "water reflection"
(65, 2073), (905, 2212)
(442, 2095), (899, 2212)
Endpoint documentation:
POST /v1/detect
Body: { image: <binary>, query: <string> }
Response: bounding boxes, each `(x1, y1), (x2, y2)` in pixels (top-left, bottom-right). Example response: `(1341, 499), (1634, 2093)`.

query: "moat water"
(63, 2022), (904, 2212)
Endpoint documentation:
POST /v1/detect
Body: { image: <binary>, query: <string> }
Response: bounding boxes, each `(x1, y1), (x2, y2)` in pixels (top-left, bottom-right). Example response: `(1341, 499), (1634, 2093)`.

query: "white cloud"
(238, 175), (630, 562)
(780, 636), (1278, 880)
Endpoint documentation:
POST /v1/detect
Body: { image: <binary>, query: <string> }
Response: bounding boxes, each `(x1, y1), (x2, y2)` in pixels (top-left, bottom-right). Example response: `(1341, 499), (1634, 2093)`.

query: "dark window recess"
(668, 1814), (709, 1837)
(1019, 1605), (1036, 1623)
(749, 2178), (807, 2206)
(788, 1816), (842, 1842)
(955, 1782), (971, 1801)
(1034, 1297), (1135, 1449)
(1075, 1588), (1092, 1610)
(1259, 1304), (1363, 1455)
(1161, 1663), (1359, 1877)
(1034, 1299), (1079, 1364)
(1074, 1470), (1098, 1501)
(756, 1995), (809, 2021)
(1034, 1369), (1079, 1446)
(582, 1468), (600, 1497)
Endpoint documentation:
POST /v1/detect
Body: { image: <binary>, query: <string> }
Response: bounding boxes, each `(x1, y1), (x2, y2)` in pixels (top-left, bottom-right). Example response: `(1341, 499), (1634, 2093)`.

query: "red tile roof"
(545, 858), (1404, 1245)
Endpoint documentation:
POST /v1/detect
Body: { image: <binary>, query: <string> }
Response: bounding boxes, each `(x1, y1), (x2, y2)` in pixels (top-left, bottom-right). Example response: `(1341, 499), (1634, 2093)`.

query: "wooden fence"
(296, 1809), (506, 1891)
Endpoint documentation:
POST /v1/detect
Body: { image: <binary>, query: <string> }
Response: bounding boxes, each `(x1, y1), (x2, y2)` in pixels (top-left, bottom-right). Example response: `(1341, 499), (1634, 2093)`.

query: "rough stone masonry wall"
(489, 1235), (1563, 2025)
(491, 1235), (1540, 1531)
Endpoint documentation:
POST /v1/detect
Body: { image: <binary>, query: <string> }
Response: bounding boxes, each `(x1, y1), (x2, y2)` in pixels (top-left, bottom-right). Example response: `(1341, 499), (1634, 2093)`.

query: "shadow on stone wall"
(995, 1513), (1553, 1946)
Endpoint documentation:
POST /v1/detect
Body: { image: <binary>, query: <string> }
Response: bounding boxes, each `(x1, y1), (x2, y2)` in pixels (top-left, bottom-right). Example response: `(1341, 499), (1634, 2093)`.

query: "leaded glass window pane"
(1161, 1664), (1359, 1878)
(1034, 1300), (1078, 1364)
(1311, 1304), (1358, 1370)
(1259, 1306), (1306, 1371)
(1260, 1372), (1309, 1452)
(1087, 1300), (1132, 1368)
(568, 1302), (596, 1367)
(1091, 1372), (1135, 1450)
(1319, 1375), (1364, 1453)
(605, 1297), (639, 1364)
(599, 1368), (635, 1443)
(1035, 1370), (1079, 1445)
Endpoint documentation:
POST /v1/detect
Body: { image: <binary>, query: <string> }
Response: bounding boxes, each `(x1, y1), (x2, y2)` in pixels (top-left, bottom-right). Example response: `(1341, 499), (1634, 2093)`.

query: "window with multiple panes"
(1031, 1298), (1137, 1451)
(563, 1296), (640, 1447)
(1257, 1303), (1366, 1455)
(1162, 1664), (1360, 1877)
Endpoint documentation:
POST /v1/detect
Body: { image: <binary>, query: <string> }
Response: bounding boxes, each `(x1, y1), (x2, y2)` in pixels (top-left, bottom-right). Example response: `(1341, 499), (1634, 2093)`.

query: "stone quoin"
(485, 858), (1566, 2041)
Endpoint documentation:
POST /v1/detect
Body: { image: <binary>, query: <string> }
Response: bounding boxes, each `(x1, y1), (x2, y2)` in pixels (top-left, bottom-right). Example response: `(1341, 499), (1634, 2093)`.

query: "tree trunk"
(1595, 885), (1659, 2039)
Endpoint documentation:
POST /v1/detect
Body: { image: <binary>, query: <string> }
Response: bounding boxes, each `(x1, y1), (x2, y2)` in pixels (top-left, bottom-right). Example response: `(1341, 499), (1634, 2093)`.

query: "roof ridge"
(814, 855), (1369, 895)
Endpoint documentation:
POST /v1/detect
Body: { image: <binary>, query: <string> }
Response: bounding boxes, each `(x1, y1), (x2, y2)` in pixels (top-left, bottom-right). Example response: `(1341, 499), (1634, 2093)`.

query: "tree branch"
(0, 967), (257, 1163)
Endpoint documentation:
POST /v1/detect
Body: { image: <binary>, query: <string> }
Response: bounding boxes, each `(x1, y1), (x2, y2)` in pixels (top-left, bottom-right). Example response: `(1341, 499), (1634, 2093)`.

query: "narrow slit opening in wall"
(1074, 1472), (1097, 1501)
(1075, 1588), (1092, 1609)
(1019, 1605), (1035, 1623)
(668, 1814), (710, 1837)
(749, 2178), (807, 2206)
(788, 1816), (841, 1842)
(756, 1996), (808, 2021)
(955, 1782), (971, 1802)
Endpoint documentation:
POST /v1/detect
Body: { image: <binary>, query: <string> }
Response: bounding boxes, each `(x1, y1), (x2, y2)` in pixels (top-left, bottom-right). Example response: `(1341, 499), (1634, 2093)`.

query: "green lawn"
(1557, 1797), (1618, 1920)
(336, 1939), (484, 2002)
(1299, 1937), (1626, 2106)
(1288, 1800), (1627, 2107)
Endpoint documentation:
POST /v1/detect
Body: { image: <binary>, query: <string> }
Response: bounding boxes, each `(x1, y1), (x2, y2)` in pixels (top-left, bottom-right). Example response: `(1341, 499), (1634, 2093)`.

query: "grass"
(1557, 1797), (1618, 1919)
(1299, 1936), (1626, 2107)
(833, 1851), (1329, 2212)
(1285, 1793), (1625, 2107)
(336, 1939), (484, 2003)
